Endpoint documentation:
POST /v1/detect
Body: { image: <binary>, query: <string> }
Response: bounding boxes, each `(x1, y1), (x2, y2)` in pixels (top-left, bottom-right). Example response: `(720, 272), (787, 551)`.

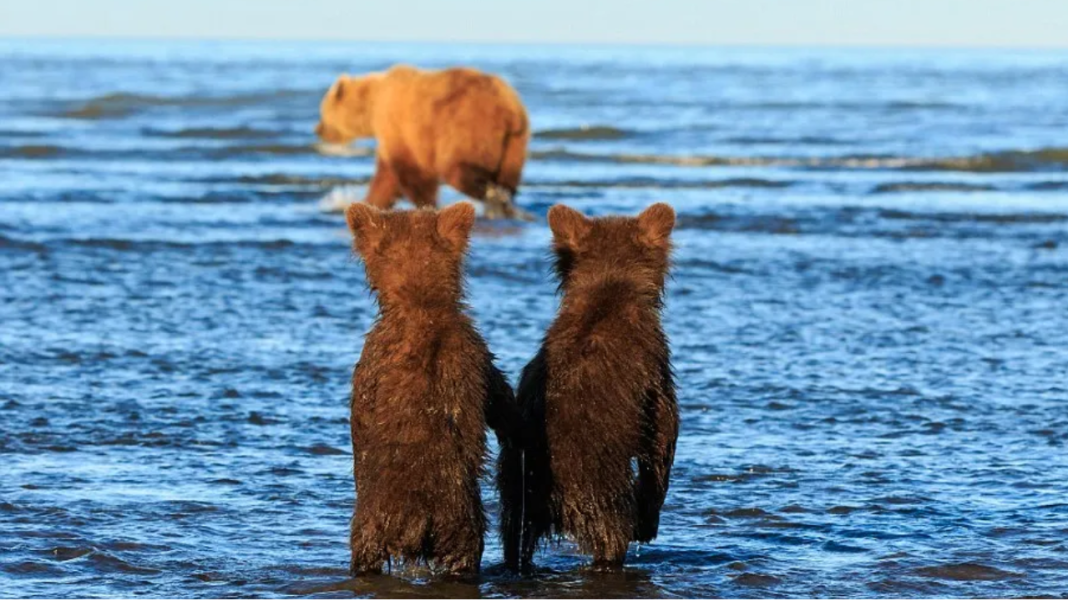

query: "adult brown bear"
(316, 65), (532, 220)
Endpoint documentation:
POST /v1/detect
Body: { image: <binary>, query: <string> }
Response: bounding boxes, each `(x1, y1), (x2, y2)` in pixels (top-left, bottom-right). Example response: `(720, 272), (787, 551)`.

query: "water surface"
(1, 40), (1067, 598)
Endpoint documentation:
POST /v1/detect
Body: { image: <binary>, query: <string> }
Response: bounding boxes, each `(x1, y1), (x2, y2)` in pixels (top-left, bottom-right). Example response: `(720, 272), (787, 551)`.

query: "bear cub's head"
(547, 202), (675, 300)
(315, 73), (381, 144)
(346, 202), (476, 309)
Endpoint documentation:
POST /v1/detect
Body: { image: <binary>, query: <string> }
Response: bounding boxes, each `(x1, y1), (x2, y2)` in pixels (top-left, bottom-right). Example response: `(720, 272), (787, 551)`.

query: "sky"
(0, 0), (1065, 48)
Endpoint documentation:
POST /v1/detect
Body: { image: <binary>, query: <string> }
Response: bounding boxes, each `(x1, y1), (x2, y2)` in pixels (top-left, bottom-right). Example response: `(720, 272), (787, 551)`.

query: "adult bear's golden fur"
(316, 66), (531, 219)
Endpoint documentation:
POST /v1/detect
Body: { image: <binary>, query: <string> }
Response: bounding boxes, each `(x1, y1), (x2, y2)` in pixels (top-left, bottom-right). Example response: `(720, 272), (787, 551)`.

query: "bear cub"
(345, 202), (518, 576)
(499, 203), (679, 570)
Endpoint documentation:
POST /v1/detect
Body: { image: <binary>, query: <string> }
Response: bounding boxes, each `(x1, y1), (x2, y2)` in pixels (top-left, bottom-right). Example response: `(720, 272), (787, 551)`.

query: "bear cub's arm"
(484, 362), (521, 448)
(634, 358), (679, 543)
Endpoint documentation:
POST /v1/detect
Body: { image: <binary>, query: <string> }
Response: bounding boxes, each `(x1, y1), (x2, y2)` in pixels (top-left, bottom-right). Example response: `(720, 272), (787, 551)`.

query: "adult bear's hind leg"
(445, 163), (532, 221)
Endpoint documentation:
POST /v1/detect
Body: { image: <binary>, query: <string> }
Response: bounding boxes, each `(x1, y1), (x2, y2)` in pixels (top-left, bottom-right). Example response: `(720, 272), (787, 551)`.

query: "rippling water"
(2, 40), (1068, 598)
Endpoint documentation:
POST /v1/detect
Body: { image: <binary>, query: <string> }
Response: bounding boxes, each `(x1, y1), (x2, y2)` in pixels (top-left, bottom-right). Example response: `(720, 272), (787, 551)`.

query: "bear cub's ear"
(346, 202), (384, 253)
(548, 204), (592, 250)
(637, 202), (676, 249)
(437, 202), (476, 252)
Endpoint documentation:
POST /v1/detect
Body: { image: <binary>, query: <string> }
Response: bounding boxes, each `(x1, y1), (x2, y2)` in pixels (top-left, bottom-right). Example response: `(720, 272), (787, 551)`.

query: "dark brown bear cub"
(345, 202), (518, 577)
(499, 203), (679, 570)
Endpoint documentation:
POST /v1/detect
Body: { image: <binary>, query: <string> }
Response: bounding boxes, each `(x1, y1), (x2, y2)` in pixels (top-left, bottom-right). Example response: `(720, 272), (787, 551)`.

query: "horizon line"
(2, 33), (1067, 52)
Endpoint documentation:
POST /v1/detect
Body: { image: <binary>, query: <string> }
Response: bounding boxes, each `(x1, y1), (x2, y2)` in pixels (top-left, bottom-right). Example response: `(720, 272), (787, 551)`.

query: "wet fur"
(317, 66), (529, 215)
(499, 203), (679, 570)
(345, 203), (519, 576)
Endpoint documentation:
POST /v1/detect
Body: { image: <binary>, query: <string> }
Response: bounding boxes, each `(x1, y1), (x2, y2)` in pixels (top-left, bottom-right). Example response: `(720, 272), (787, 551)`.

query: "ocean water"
(1, 39), (1068, 598)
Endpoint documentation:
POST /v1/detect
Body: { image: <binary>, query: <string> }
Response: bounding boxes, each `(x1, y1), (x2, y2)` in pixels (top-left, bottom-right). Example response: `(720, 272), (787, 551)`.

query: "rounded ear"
(547, 204), (592, 250)
(437, 202), (476, 251)
(637, 202), (675, 249)
(333, 78), (347, 102)
(345, 202), (383, 252)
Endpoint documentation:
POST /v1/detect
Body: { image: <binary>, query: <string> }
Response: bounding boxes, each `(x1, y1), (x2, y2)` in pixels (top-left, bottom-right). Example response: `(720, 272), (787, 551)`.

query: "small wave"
(915, 148), (1068, 172)
(531, 147), (1068, 172)
(142, 126), (284, 140)
(723, 507), (775, 519)
(209, 143), (315, 157)
(879, 209), (1068, 224)
(732, 572), (781, 587)
(48, 546), (94, 562)
(0, 235), (48, 252)
(301, 443), (350, 456)
(1026, 181), (1068, 191)
(536, 125), (631, 140)
(53, 237), (305, 252)
(229, 174), (371, 187)
(915, 562), (1020, 581)
(871, 182), (997, 194)
(58, 89), (313, 119)
(527, 177), (792, 190)
(887, 100), (961, 110)
(193, 143), (368, 158)
(0, 129), (45, 138)
(531, 148), (919, 168)
(725, 135), (853, 146)
(1, 142), (369, 161)
(1, 561), (66, 576)
(82, 550), (162, 575)
(744, 100), (960, 111)
(0, 144), (66, 159)
(822, 541), (869, 553)
(676, 214), (801, 235)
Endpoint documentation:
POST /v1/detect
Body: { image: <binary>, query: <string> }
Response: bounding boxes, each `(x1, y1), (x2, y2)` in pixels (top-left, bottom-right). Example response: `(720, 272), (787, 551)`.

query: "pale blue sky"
(0, 0), (1065, 48)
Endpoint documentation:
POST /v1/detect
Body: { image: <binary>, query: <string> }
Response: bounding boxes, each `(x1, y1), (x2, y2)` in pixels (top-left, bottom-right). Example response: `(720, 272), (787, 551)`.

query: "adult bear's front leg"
(364, 156), (401, 210)
(391, 157), (439, 208)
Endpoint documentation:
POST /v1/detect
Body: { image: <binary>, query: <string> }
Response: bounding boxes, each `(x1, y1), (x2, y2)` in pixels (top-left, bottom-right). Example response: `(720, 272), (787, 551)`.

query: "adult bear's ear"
(637, 202), (675, 249)
(437, 202), (476, 252)
(346, 202), (384, 254)
(333, 75), (350, 101)
(548, 204), (592, 250)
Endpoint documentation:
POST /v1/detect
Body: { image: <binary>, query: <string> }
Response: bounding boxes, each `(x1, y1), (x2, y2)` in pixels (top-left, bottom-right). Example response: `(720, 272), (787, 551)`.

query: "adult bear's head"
(315, 73), (382, 143)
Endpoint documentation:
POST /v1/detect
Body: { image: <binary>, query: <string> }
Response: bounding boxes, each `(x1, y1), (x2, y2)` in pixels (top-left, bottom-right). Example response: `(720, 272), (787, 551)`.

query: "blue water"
(1, 40), (1068, 598)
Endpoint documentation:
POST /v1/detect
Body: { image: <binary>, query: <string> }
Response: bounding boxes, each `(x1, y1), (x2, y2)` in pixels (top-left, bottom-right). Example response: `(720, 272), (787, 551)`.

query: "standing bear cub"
(345, 202), (519, 576)
(317, 65), (532, 220)
(499, 203), (679, 570)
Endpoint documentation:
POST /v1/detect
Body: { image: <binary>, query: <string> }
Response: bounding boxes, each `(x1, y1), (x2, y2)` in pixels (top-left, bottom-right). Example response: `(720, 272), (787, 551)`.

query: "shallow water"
(2, 40), (1068, 598)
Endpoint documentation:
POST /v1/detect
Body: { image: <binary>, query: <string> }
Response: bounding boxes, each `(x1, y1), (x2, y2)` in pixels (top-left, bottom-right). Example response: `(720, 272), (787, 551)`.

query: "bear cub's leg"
(349, 524), (387, 575)
(434, 518), (484, 577)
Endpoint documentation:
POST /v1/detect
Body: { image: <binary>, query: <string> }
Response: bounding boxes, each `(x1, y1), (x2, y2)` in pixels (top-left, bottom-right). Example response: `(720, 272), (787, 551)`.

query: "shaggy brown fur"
(345, 202), (519, 576)
(317, 66), (531, 219)
(499, 203), (679, 570)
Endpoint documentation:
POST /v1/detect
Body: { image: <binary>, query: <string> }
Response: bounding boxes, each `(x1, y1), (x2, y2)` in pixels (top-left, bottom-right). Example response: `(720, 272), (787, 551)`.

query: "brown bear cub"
(345, 202), (519, 576)
(499, 203), (679, 571)
(317, 65), (532, 220)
